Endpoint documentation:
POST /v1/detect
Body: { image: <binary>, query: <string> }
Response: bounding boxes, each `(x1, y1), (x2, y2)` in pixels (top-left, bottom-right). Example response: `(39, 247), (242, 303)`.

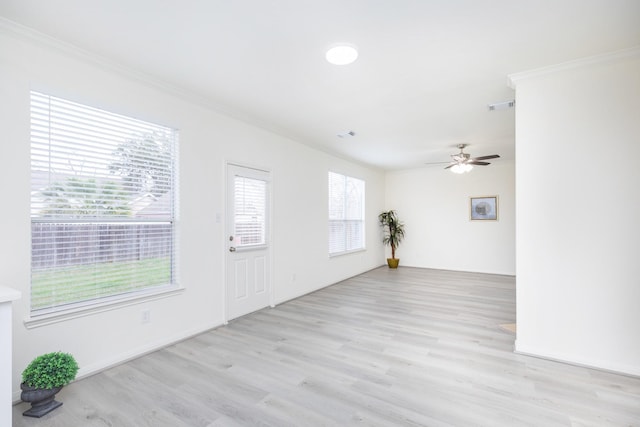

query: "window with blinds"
(328, 171), (365, 255)
(30, 91), (178, 315)
(233, 175), (267, 247)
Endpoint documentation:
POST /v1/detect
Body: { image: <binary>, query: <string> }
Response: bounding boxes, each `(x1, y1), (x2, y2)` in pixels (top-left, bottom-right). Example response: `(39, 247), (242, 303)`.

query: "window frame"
(28, 91), (181, 324)
(328, 171), (366, 257)
(232, 173), (268, 250)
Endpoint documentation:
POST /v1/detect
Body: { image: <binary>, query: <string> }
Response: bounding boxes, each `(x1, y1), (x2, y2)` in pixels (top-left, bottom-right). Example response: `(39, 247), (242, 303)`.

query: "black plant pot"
(20, 383), (63, 418)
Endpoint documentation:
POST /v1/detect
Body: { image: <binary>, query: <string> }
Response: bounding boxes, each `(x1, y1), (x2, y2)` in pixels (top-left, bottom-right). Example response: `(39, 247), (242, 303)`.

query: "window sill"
(24, 286), (184, 329)
(329, 247), (366, 258)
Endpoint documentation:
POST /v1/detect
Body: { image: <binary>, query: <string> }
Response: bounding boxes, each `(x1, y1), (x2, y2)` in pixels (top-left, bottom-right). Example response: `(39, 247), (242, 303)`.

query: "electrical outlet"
(141, 309), (151, 323)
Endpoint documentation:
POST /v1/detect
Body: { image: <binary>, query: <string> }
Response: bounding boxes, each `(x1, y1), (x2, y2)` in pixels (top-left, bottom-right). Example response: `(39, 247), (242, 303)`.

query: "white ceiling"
(1, 1), (639, 170)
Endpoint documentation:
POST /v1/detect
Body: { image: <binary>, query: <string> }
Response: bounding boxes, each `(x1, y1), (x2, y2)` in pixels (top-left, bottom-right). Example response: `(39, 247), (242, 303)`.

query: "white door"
(226, 164), (271, 321)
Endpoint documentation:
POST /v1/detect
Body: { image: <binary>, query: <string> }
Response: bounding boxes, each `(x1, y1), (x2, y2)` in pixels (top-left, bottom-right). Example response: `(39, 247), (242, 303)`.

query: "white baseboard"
(515, 339), (640, 378)
(12, 320), (224, 403)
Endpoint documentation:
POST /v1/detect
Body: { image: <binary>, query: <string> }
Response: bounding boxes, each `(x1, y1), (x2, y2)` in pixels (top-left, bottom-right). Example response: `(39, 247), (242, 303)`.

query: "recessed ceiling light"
(326, 44), (358, 65)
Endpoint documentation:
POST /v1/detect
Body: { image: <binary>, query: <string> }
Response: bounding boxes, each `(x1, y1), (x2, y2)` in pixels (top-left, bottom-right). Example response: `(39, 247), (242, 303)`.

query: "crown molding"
(0, 17), (310, 146)
(0, 17), (169, 89)
(508, 46), (640, 88)
(0, 17), (247, 120)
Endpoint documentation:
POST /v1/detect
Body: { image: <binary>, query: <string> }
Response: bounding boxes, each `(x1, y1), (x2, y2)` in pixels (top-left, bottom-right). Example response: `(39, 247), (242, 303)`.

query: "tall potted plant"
(21, 351), (79, 417)
(378, 210), (405, 268)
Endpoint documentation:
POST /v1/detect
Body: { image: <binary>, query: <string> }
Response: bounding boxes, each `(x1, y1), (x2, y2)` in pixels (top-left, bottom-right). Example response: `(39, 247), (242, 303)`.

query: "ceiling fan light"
(451, 163), (473, 174)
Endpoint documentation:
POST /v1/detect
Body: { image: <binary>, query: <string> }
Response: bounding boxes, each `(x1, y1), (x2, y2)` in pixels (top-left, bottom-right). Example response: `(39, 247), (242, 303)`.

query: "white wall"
(0, 26), (385, 400)
(511, 48), (640, 376)
(385, 161), (515, 275)
(0, 288), (20, 425)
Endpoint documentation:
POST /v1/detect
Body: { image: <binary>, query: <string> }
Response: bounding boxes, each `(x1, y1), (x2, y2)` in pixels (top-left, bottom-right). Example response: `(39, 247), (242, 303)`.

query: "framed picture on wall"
(470, 196), (498, 221)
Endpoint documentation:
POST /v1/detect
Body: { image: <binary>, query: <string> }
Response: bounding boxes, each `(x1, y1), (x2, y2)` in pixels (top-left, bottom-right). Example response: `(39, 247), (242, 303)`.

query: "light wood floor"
(13, 267), (640, 426)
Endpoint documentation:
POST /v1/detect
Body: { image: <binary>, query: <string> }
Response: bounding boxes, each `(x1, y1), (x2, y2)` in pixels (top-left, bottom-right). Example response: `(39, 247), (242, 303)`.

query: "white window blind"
(328, 171), (365, 255)
(30, 91), (178, 314)
(234, 176), (267, 247)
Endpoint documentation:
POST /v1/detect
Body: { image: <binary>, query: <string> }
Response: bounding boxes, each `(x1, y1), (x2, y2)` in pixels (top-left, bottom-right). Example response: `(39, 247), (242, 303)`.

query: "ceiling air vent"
(337, 131), (356, 138)
(488, 100), (515, 111)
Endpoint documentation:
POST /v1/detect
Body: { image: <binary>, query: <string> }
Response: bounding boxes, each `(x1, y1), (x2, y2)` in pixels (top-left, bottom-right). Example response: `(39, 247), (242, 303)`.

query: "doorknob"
(229, 247), (236, 252)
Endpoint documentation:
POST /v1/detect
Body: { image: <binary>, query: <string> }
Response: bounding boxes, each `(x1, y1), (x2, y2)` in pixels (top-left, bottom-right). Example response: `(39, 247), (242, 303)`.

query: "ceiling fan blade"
(472, 154), (500, 161)
(424, 161), (452, 165)
(432, 150), (500, 170)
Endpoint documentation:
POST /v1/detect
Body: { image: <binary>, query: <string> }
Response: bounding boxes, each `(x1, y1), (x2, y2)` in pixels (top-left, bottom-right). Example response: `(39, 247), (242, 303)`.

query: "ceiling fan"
(427, 144), (500, 173)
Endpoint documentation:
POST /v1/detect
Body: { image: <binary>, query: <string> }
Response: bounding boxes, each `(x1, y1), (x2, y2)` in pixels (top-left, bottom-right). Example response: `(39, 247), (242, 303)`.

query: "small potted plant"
(21, 351), (79, 417)
(378, 210), (405, 268)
